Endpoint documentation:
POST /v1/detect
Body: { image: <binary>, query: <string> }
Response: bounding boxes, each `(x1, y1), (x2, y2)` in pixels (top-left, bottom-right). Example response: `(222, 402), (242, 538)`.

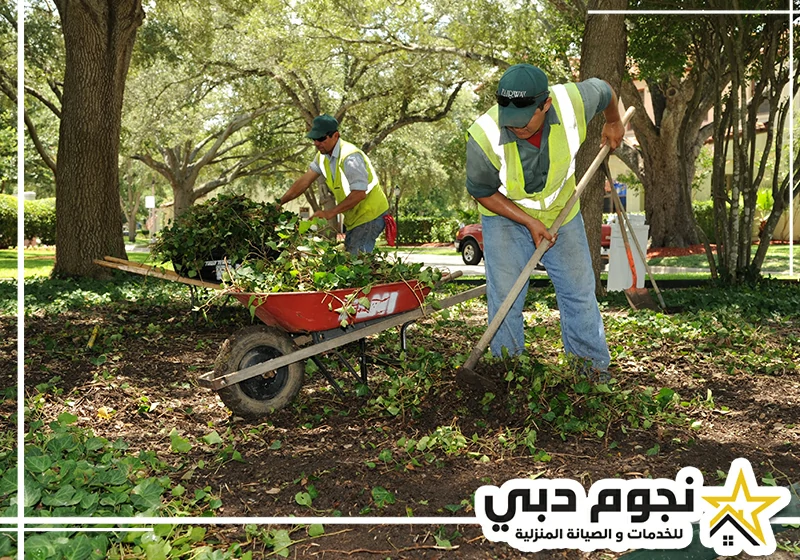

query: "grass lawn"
(648, 244), (794, 273)
(378, 245), (457, 256)
(1, 249), (165, 279)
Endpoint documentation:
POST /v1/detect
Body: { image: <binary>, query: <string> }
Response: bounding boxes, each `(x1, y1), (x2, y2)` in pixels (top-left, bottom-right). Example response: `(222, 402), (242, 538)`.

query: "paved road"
(395, 250), (486, 277)
(393, 250), (721, 279)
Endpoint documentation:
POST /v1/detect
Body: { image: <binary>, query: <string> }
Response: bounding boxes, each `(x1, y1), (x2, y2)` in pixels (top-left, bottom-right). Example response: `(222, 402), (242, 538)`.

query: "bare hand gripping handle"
(459, 106), (636, 374)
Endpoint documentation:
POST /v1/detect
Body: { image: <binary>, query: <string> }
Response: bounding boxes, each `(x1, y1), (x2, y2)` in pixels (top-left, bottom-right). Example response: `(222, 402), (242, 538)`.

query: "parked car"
(455, 222), (612, 265)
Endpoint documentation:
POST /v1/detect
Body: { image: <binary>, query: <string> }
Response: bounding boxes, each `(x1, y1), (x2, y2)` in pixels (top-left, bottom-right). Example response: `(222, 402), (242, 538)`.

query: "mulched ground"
(647, 244), (711, 258)
(14, 247), (800, 558)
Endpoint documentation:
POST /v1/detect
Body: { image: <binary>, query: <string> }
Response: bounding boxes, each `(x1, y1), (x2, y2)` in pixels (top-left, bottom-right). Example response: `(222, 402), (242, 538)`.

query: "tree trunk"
(52, 0), (144, 277)
(639, 131), (699, 247)
(621, 76), (707, 248)
(577, 0), (627, 294)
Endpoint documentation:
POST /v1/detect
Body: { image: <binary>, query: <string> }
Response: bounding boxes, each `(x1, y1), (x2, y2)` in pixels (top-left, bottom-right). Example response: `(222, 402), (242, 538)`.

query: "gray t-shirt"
(310, 140), (370, 191)
(466, 78), (613, 198)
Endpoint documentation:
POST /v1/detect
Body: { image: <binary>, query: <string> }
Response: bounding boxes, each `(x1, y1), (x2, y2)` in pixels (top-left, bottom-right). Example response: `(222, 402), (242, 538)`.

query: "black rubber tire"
(213, 325), (303, 418)
(461, 238), (483, 265)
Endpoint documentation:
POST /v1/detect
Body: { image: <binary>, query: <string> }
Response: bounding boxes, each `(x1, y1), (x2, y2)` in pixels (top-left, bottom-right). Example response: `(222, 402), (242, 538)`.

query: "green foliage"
(24, 197), (56, 245)
(693, 200), (715, 243)
(21, 276), (190, 317)
(0, 386), (15, 519)
(152, 194), (293, 279)
(756, 188), (774, 214)
(396, 216), (460, 245)
(24, 525), (261, 560)
(0, 194), (16, 249)
(230, 230), (440, 293)
(0, 195), (58, 248)
(24, 391), (229, 520)
(625, 7), (703, 79)
(226, 217), (443, 323)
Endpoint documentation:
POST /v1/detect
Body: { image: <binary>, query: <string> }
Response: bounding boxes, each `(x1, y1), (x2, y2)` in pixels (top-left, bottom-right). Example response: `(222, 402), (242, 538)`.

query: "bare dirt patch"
(19, 264), (800, 558)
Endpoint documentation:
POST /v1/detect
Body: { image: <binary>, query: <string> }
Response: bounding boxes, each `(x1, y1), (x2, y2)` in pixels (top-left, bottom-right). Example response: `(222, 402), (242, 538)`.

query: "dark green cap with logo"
(306, 114), (339, 139)
(496, 64), (550, 128)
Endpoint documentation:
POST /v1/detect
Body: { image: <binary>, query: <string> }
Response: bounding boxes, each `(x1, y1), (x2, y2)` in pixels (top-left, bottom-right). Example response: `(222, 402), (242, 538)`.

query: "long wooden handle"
(461, 106), (636, 371)
(94, 257), (223, 290)
(608, 183), (667, 309)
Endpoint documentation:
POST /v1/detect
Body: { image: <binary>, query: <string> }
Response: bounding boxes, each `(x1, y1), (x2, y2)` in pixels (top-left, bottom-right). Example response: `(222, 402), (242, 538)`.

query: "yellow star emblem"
(702, 467), (782, 545)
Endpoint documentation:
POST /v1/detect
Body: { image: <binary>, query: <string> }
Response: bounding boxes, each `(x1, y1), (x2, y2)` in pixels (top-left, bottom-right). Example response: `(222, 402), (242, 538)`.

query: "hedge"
(25, 198), (56, 245)
(395, 216), (461, 245)
(0, 195), (14, 249)
(0, 195), (57, 248)
(692, 200), (715, 244)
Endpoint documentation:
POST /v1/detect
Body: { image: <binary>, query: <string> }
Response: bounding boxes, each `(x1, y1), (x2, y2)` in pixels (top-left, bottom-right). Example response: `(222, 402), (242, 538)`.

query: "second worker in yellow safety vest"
(280, 114), (389, 255)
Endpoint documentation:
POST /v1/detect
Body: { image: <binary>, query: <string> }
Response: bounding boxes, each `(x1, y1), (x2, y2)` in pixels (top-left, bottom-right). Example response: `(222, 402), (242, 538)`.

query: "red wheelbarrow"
(94, 256), (485, 418)
(199, 276), (486, 418)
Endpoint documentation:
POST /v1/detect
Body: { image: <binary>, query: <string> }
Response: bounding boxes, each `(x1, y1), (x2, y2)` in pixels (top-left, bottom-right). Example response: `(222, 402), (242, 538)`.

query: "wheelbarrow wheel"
(213, 325), (303, 418)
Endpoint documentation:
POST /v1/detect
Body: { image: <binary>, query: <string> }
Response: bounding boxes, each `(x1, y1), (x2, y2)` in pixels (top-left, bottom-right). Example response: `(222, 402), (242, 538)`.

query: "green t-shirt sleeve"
(576, 78), (613, 124)
(465, 134), (501, 199)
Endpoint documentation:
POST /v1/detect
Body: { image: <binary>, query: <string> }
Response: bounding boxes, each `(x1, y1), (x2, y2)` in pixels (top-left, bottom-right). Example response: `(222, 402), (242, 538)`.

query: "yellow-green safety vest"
(317, 140), (389, 230)
(468, 83), (587, 227)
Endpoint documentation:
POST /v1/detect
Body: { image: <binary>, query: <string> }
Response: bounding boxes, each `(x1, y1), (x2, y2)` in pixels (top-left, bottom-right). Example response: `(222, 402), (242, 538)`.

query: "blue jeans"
(344, 212), (387, 255)
(482, 211), (610, 371)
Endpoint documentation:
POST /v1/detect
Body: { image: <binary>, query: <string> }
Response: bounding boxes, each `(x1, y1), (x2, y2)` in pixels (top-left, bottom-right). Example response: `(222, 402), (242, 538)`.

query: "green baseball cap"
(496, 64), (550, 128)
(306, 114), (339, 139)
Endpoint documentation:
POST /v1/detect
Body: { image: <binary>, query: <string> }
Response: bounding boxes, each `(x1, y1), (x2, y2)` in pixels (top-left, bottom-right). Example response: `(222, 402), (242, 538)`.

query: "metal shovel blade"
(602, 160), (658, 310)
(455, 366), (499, 392)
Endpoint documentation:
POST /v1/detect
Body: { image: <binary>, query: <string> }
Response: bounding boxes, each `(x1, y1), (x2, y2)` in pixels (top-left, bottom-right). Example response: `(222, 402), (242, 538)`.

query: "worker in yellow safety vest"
(280, 114), (389, 254)
(463, 63), (624, 386)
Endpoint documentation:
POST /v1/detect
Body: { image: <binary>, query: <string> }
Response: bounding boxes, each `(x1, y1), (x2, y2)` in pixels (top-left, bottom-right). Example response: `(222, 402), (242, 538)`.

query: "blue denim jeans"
(482, 211), (610, 371)
(344, 212), (387, 255)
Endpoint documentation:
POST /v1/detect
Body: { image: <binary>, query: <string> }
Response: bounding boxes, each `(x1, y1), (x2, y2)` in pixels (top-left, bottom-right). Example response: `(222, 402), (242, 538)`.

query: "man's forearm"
(475, 192), (536, 228)
(314, 190), (366, 220)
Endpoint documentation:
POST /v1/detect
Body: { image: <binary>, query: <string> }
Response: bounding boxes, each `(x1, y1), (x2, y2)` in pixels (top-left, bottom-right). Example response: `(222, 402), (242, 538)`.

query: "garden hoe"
(601, 159), (665, 311)
(456, 106), (636, 391)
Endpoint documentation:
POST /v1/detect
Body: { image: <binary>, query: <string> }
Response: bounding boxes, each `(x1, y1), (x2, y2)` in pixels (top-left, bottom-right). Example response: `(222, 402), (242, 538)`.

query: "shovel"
(601, 159), (663, 310)
(456, 106), (636, 391)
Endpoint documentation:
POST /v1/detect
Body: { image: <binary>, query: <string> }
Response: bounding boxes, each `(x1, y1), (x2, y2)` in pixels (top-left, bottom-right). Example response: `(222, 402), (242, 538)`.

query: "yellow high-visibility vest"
(468, 83), (587, 227)
(317, 140), (389, 229)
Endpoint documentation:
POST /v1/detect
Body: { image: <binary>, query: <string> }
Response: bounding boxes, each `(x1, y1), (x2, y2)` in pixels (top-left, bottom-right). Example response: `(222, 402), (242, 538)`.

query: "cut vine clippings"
(223, 218), (444, 327)
(151, 194), (296, 280)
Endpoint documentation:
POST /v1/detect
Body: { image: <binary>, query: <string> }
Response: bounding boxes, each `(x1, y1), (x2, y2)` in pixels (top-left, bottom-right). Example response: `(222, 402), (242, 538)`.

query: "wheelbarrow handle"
(461, 106), (636, 372)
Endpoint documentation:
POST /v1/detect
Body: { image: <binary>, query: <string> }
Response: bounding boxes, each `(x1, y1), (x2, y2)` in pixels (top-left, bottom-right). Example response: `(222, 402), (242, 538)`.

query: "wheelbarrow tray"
(231, 280), (430, 333)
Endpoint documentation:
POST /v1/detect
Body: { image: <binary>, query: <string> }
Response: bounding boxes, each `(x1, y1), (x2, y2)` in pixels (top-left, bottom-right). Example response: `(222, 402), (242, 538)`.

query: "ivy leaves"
(226, 219), (441, 294)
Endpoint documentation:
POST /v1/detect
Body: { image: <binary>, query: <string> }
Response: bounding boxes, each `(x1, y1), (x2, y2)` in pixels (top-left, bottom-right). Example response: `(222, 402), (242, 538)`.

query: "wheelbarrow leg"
(400, 321), (415, 352)
(311, 355), (346, 398)
(333, 348), (369, 388)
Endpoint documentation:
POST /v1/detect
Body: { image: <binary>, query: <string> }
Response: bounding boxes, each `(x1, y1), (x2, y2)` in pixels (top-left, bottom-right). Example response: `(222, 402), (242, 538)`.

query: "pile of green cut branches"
(151, 194), (294, 279)
(224, 218), (442, 294)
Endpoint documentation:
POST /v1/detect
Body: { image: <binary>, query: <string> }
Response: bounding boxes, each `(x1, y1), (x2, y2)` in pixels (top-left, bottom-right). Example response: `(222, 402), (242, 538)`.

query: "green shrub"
(24, 197), (56, 245)
(396, 216), (460, 244)
(0, 194), (15, 249)
(693, 200), (715, 244)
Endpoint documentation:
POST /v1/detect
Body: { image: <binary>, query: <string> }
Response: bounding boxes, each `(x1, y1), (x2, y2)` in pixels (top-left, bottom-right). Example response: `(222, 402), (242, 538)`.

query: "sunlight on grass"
(648, 244), (793, 272)
(1, 249), (165, 279)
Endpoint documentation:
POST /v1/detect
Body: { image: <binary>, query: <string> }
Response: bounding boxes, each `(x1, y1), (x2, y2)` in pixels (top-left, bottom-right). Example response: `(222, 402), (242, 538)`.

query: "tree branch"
(361, 82), (465, 153)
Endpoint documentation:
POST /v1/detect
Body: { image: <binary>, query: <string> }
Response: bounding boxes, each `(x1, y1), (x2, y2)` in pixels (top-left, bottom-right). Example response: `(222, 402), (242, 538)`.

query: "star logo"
(699, 458), (790, 557)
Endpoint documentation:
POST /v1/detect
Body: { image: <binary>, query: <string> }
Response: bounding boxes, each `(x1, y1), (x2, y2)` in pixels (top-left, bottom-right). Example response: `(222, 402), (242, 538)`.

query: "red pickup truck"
(455, 222), (612, 266)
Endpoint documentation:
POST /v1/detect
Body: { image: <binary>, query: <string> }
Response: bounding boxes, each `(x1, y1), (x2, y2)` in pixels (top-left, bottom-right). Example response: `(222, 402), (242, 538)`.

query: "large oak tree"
(51, 0), (144, 277)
